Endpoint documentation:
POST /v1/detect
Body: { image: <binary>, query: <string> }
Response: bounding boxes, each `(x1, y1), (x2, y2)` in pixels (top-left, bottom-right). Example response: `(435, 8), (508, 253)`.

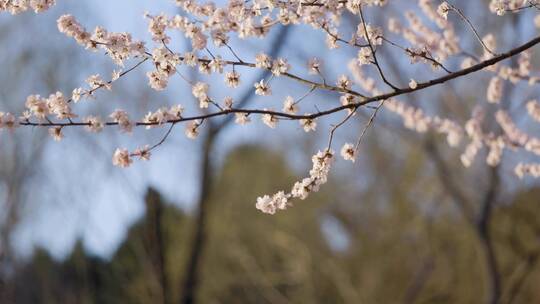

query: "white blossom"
(271, 58), (290, 76)
(224, 71), (240, 88)
(262, 111), (278, 128)
(235, 113), (251, 125)
(341, 143), (356, 162)
(110, 110), (133, 133)
(254, 80), (271, 96)
(300, 117), (317, 132)
(409, 79), (418, 89)
(437, 2), (451, 20)
(84, 115), (104, 133)
(487, 77), (503, 103)
(307, 58), (322, 75)
(133, 145), (151, 161)
(185, 121), (200, 139)
(282, 96), (298, 114)
(48, 127), (63, 141)
(515, 162), (540, 179)
(112, 148), (132, 168)
(255, 53), (272, 69)
(357, 48), (373, 65)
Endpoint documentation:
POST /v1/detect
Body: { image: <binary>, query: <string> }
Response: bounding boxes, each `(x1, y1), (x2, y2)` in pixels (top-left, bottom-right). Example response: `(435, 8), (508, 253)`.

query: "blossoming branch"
(1, 0), (540, 214)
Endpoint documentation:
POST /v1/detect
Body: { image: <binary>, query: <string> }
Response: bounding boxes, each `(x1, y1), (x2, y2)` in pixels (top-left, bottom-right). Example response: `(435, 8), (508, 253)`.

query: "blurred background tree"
(0, 6), (87, 299)
(3, 144), (540, 304)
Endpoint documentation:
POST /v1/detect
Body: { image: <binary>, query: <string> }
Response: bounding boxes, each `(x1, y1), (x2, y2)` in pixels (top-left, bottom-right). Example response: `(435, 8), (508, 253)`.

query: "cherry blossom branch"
(505, 1), (540, 12)
(380, 36), (452, 73)
(6, 0), (540, 215)
(354, 99), (384, 150)
(326, 109), (357, 150)
(358, 6), (398, 90)
(71, 57), (149, 103)
(447, 2), (497, 56)
(17, 34), (540, 129)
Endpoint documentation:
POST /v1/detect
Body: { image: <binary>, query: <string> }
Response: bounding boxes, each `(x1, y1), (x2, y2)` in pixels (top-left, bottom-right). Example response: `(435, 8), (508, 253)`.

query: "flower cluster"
(487, 77), (503, 103)
(489, 0), (538, 16)
(515, 162), (540, 178)
(1, 0), (55, 14)
(147, 47), (181, 90)
(112, 146), (151, 168)
(456, 105), (540, 170)
(527, 99), (540, 122)
(58, 15), (146, 66)
(461, 107), (485, 167)
(142, 105), (184, 129)
(256, 150), (334, 214)
(384, 98), (463, 147)
(24, 92), (75, 121)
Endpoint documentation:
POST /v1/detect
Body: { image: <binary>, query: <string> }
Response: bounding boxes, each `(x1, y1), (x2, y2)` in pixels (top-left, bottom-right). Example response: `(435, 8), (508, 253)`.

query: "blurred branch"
(476, 167), (501, 304)
(402, 257), (435, 304)
(425, 139), (502, 304)
(145, 189), (171, 304)
(424, 139), (475, 223)
(504, 248), (540, 304)
(230, 241), (290, 304)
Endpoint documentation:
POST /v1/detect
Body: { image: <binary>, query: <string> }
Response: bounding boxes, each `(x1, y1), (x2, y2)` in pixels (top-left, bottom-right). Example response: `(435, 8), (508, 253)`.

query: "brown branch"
(67, 56), (149, 104)
(380, 36), (452, 73)
(354, 99), (384, 150)
(424, 139), (475, 223)
(358, 6), (399, 90)
(476, 167), (501, 304)
(448, 3), (497, 56)
(326, 108), (357, 150)
(402, 257), (435, 304)
(19, 34), (540, 130)
(505, 250), (540, 304)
